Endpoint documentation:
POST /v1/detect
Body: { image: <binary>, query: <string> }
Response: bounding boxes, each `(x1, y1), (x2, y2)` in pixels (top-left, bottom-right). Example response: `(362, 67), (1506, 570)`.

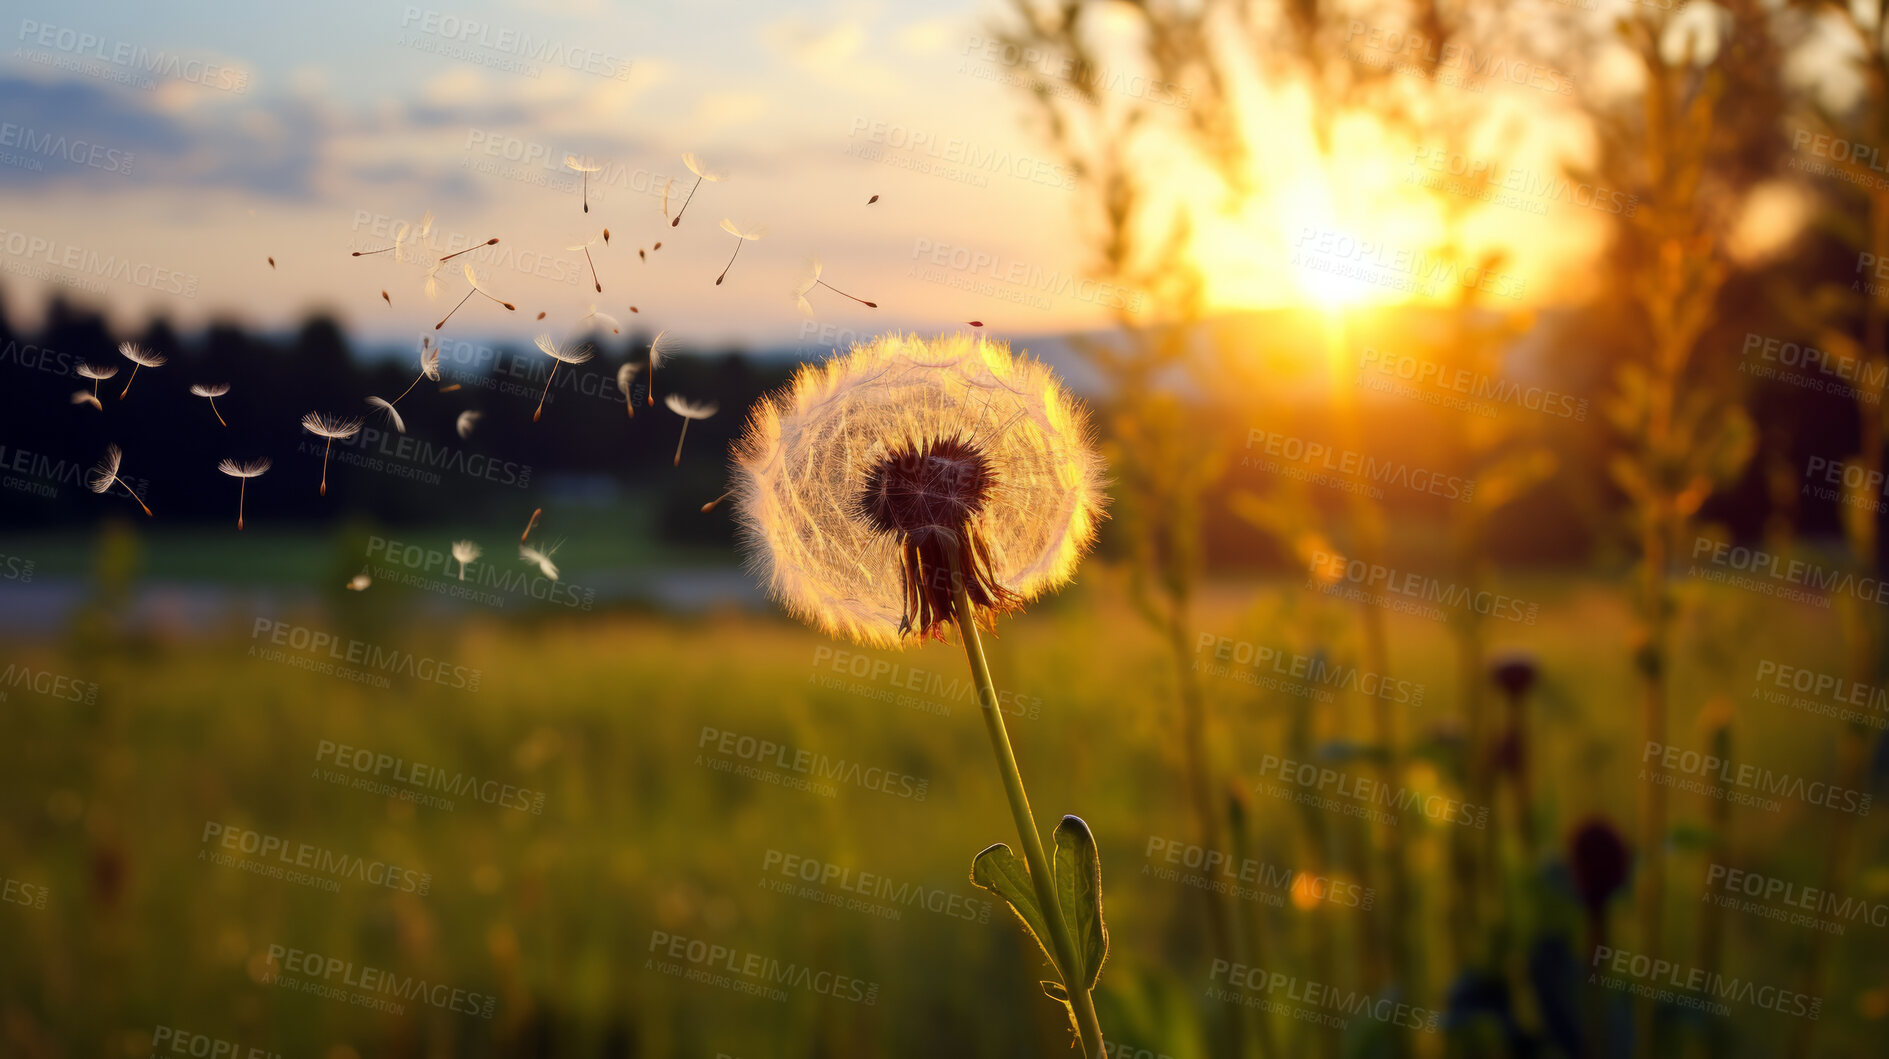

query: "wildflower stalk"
(948, 557), (1104, 1059)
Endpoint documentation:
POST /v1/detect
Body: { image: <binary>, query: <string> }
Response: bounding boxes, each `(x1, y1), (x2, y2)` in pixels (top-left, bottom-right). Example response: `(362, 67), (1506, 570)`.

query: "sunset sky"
(0, 0), (1618, 354)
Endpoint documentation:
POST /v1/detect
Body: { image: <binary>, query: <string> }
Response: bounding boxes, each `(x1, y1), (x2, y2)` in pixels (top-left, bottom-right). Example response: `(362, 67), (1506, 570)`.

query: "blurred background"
(4, 0), (1889, 1056)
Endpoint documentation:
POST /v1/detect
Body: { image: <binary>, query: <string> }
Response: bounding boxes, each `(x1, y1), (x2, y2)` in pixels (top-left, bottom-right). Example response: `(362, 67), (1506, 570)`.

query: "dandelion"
(77, 360), (117, 400)
(728, 332), (1109, 1054)
(301, 412), (363, 496)
(646, 329), (675, 407)
(452, 539), (482, 580)
(714, 219), (764, 286)
(87, 444), (153, 516)
(436, 263), (516, 330)
(569, 229), (606, 293)
(664, 394), (718, 466)
(354, 212), (434, 259)
(457, 410), (482, 439)
(346, 570), (372, 591)
(388, 343), (442, 407)
(617, 362), (641, 418)
(520, 507), (542, 543)
(579, 305), (621, 335)
(792, 256), (877, 313)
(117, 342), (165, 399)
(670, 153), (724, 227)
(565, 154), (603, 213)
(72, 391), (101, 410)
(365, 396), (406, 434)
(191, 383), (232, 427)
(519, 542), (559, 580)
(217, 457), (270, 530)
(531, 334), (594, 422)
(439, 237), (500, 263)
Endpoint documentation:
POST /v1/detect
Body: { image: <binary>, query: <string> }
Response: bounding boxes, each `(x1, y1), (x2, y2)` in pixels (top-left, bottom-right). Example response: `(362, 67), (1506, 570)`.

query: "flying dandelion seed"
(793, 256), (877, 314)
(189, 383), (232, 426)
(868, 194), (879, 204)
(714, 219), (765, 286)
(382, 290), (391, 306)
(437, 264), (516, 330)
(664, 394), (718, 467)
(346, 570), (372, 591)
(728, 332), (1111, 1051)
(653, 241), (662, 252)
(520, 507), (542, 543)
(628, 305), (639, 313)
(439, 237), (500, 263)
(638, 248), (646, 262)
(603, 228), (610, 244)
(519, 542), (560, 580)
(456, 410), (482, 439)
(531, 334), (595, 422)
(355, 212), (433, 259)
(217, 457), (270, 530)
(76, 360), (116, 401)
(72, 391), (101, 410)
(568, 230), (606, 292)
(117, 342), (165, 399)
(671, 153), (724, 227)
(565, 155), (602, 213)
(968, 321), (984, 328)
(537, 311), (547, 320)
(579, 305), (621, 334)
(365, 396), (406, 434)
(701, 488), (731, 513)
(301, 412), (364, 496)
(87, 443), (152, 517)
(268, 256), (276, 269)
(452, 539), (482, 580)
(617, 362), (642, 418)
(646, 329), (675, 407)
(440, 383), (461, 393)
(388, 344), (442, 406)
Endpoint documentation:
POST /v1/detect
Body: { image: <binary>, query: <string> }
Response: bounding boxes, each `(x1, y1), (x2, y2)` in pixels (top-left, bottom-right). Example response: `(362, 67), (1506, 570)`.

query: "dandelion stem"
(210, 397), (227, 428)
(947, 557), (1104, 1059)
(237, 478), (246, 531)
(674, 419), (690, 466)
(673, 177), (701, 227)
(535, 363), (557, 422)
(321, 437), (333, 496)
(716, 240), (743, 286)
(121, 364), (139, 399)
(390, 373), (423, 405)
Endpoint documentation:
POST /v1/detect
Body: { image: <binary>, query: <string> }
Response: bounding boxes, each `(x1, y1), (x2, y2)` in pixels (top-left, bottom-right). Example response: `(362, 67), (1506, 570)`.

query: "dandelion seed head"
(301, 412), (364, 439)
(648, 329), (675, 368)
(456, 410), (482, 439)
(564, 154), (602, 173)
(682, 153), (724, 182)
(520, 543), (560, 580)
(72, 391), (101, 409)
(77, 361), (118, 381)
(719, 218), (765, 240)
(87, 444), (124, 493)
(420, 345), (441, 380)
(191, 383), (231, 398)
(346, 572), (372, 591)
(118, 342), (166, 368)
(534, 334), (595, 365)
(218, 457), (271, 477)
(731, 332), (1106, 649)
(366, 396), (406, 434)
(452, 539), (482, 564)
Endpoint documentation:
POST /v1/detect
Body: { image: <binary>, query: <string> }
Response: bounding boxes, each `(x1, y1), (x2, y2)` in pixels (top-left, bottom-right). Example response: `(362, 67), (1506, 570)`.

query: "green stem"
(948, 569), (1105, 1059)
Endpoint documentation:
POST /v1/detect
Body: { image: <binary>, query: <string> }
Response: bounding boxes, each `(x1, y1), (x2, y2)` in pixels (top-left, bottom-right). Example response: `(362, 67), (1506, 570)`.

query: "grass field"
(2, 521), (1883, 1058)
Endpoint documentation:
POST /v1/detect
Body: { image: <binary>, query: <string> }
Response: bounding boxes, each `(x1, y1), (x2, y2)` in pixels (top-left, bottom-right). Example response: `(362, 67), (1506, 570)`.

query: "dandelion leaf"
(1052, 815), (1108, 990)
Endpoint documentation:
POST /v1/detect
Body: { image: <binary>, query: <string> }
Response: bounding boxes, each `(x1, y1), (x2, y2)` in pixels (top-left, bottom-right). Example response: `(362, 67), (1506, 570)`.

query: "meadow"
(2, 521), (1879, 1058)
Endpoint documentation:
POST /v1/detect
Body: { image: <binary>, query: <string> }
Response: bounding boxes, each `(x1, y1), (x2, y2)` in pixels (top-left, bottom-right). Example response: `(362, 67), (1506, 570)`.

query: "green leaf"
(971, 843), (1056, 971)
(1053, 815), (1109, 990)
